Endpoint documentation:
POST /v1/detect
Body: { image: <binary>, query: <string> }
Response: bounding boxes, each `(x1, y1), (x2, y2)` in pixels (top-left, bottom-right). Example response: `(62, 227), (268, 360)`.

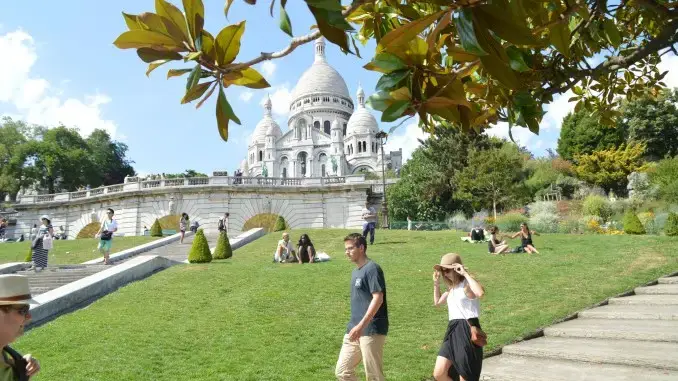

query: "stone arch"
(76, 221), (101, 239)
(242, 213), (288, 233)
(352, 165), (374, 174)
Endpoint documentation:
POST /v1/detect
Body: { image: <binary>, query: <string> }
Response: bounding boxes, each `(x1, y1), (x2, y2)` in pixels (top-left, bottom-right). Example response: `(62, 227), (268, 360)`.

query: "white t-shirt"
(277, 239), (294, 256)
(102, 219), (118, 234)
(362, 207), (377, 223)
(447, 280), (480, 320)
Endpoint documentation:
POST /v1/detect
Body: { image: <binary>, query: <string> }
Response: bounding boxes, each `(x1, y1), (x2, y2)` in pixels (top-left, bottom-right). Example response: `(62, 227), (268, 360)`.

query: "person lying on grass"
(509, 223), (540, 254)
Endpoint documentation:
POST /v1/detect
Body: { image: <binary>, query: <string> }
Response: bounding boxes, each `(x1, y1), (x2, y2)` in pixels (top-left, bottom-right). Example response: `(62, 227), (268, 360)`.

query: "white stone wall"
(12, 186), (371, 239)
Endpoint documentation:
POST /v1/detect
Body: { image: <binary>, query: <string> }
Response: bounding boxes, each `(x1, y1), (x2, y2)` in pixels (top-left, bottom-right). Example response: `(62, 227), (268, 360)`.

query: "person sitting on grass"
(273, 232), (296, 263)
(510, 223), (540, 254)
(488, 226), (510, 255)
(297, 233), (316, 264)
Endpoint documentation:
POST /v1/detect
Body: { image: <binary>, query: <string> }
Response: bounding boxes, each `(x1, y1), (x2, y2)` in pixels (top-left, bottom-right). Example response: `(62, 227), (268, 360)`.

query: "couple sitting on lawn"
(273, 232), (328, 263)
(488, 223), (540, 254)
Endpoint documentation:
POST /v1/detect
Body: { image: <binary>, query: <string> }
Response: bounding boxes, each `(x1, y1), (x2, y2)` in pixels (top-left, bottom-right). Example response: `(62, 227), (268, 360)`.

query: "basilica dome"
(346, 85), (378, 137)
(250, 96), (281, 145)
(290, 38), (350, 103)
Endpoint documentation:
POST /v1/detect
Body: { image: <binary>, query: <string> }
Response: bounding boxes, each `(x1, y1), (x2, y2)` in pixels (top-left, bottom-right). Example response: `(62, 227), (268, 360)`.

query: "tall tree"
(618, 88), (678, 161)
(649, 156), (678, 203)
(573, 143), (648, 195)
(86, 129), (136, 186)
(455, 143), (529, 219)
(557, 110), (627, 161)
(114, 0), (678, 141)
(0, 118), (30, 201)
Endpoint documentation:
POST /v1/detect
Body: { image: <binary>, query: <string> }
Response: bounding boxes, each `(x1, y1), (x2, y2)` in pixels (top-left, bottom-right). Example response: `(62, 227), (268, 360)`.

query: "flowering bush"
(583, 195), (613, 221)
(558, 218), (581, 234)
(529, 212), (560, 233)
(528, 201), (558, 216)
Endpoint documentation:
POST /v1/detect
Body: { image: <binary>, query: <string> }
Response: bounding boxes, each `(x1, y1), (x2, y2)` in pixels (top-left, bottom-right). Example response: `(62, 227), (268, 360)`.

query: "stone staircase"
(481, 275), (678, 380)
(17, 265), (110, 295)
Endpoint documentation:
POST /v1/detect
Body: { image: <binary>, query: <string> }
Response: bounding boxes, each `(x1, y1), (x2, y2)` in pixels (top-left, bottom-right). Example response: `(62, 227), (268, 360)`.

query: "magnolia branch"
(207, 0), (372, 74)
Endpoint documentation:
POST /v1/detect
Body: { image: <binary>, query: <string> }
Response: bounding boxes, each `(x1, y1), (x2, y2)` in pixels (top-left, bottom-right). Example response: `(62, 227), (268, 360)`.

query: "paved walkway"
(481, 275), (678, 380)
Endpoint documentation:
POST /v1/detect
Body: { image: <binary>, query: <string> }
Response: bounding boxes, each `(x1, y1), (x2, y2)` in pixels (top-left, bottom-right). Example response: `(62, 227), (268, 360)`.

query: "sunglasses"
(9, 305), (30, 316)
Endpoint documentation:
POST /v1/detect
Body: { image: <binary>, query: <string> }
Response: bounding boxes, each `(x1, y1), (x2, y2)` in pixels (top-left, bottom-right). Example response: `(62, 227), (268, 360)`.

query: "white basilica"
(241, 38), (402, 178)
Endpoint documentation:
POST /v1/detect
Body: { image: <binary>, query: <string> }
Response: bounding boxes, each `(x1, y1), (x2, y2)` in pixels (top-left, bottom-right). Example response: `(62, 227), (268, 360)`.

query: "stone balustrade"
(18, 175), (381, 204)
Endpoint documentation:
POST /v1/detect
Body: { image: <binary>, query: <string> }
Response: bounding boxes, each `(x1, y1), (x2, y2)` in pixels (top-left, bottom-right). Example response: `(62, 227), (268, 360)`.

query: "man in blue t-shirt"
(335, 233), (388, 381)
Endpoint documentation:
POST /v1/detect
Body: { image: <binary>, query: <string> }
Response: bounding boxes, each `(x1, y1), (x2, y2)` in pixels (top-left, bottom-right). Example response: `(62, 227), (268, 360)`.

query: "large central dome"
(290, 38), (350, 102)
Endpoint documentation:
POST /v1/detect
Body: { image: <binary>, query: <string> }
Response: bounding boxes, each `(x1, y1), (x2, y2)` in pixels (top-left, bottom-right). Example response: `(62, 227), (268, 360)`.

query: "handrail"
(17, 174), (375, 204)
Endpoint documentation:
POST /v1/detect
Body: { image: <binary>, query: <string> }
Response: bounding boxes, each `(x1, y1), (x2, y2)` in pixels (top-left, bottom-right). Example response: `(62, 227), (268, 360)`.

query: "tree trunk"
(493, 199), (497, 221)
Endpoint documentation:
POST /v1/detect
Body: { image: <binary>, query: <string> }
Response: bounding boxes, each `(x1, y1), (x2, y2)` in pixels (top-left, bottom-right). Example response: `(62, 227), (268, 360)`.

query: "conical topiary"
(25, 246), (32, 263)
(188, 229), (212, 263)
(213, 231), (233, 259)
(273, 215), (286, 232)
(623, 211), (646, 235)
(665, 212), (678, 236)
(150, 219), (163, 237)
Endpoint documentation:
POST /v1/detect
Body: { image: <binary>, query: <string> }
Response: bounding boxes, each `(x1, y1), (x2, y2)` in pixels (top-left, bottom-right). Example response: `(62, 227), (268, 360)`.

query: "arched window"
(323, 121), (331, 134)
(282, 168), (287, 178)
(321, 164), (326, 177)
(258, 151), (263, 162)
(362, 141), (367, 152)
(343, 123), (347, 136)
(314, 121), (320, 129)
(358, 143), (362, 153)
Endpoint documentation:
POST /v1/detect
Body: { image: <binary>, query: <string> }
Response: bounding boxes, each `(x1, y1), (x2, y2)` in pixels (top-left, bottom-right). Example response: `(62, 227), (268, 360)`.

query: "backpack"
(3, 346), (29, 381)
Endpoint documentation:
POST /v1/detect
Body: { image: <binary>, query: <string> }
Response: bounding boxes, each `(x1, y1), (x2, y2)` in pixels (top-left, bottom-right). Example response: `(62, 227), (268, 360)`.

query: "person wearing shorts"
(96, 208), (118, 265)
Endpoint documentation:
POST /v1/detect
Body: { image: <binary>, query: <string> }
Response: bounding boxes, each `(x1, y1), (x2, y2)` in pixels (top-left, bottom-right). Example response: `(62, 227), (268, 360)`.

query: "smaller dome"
(346, 85), (378, 137)
(250, 95), (281, 144)
(331, 117), (341, 130)
(240, 159), (248, 171)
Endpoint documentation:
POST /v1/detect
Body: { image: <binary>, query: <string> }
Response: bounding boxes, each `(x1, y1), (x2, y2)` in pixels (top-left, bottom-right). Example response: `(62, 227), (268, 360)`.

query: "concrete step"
(481, 354), (678, 381)
(544, 318), (678, 342)
(502, 336), (678, 370)
(659, 277), (678, 284)
(636, 284), (678, 295)
(579, 304), (678, 320)
(610, 295), (678, 306)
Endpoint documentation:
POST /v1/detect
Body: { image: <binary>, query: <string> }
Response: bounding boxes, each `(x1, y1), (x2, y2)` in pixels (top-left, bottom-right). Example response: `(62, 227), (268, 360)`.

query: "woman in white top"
(432, 253), (485, 381)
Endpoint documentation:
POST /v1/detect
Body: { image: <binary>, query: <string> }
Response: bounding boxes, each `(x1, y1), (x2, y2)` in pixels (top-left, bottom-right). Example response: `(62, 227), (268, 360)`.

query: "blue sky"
(2, 1), (676, 177)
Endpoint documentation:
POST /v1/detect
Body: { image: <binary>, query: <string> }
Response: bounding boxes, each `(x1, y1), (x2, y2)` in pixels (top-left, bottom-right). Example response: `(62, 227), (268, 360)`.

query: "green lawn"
(0, 236), (160, 265)
(15, 230), (678, 380)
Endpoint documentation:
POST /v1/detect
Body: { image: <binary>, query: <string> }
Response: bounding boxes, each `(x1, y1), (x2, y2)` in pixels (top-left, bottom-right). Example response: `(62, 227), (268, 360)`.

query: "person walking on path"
(95, 208), (118, 265)
(179, 213), (189, 244)
(31, 215), (53, 272)
(432, 253), (485, 381)
(217, 213), (229, 234)
(0, 274), (42, 379)
(335, 233), (388, 381)
(361, 202), (377, 245)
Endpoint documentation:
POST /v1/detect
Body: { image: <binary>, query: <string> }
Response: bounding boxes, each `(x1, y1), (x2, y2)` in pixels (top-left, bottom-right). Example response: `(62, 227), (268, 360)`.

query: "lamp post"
(375, 131), (389, 229)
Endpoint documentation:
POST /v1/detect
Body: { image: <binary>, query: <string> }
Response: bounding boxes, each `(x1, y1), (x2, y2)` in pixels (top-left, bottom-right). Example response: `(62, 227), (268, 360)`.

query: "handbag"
(100, 231), (113, 241)
(42, 234), (53, 250)
(452, 280), (488, 347)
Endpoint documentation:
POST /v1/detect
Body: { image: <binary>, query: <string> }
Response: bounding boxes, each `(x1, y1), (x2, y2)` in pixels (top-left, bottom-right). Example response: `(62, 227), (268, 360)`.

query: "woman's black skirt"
(438, 318), (483, 381)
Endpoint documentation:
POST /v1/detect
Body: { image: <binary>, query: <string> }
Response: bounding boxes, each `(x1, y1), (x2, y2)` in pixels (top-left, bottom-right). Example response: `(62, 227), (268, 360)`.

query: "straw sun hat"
(433, 253), (465, 272)
(0, 275), (38, 306)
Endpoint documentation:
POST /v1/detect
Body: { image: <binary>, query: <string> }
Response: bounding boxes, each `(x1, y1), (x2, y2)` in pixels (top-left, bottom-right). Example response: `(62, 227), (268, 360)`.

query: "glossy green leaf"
(167, 68), (193, 79)
(195, 81), (217, 109)
(146, 59), (171, 77)
(182, 81), (212, 104)
(137, 12), (168, 35)
(280, 5), (293, 37)
(506, 46), (530, 72)
(215, 21), (246, 66)
(216, 84), (241, 141)
(454, 10), (487, 56)
(113, 30), (186, 52)
(308, 6), (352, 52)
(201, 30), (217, 62)
(375, 69), (410, 92)
(472, 3), (538, 46)
(186, 64), (201, 91)
(381, 100), (410, 122)
(305, 0), (342, 11)
(365, 91), (394, 111)
(549, 23), (570, 58)
(377, 10), (445, 52)
(155, 0), (191, 43)
(224, 0), (235, 19)
(182, 0), (205, 45)
(480, 55), (519, 88)
(122, 12), (142, 30)
(229, 67), (271, 89)
(364, 53), (407, 74)
(137, 48), (182, 63)
(573, 86), (584, 95)
(603, 18), (621, 47)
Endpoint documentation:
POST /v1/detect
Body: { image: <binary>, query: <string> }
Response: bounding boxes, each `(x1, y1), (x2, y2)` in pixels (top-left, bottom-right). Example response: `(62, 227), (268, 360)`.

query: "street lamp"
(375, 131), (389, 229)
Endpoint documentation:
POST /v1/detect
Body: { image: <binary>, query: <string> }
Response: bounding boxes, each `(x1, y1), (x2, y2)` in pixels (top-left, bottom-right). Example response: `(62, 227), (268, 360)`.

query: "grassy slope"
(0, 236), (160, 265)
(15, 230), (678, 380)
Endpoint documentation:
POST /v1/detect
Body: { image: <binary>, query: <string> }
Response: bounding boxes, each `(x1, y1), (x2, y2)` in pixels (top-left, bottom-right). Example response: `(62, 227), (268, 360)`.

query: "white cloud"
(261, 61), (276, 77)
(0, 30), (117, 137)
(260, 84), (292, 117)
(239, 90), (253, 102)
(385, 119), (428, 163)
(485, 121), (536, 146)
(541, 90), (576, 131)
(658, 53), (678, 89)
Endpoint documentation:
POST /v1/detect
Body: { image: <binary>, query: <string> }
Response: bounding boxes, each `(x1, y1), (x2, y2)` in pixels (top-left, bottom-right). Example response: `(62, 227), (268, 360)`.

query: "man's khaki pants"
(335, 334), (386, 381)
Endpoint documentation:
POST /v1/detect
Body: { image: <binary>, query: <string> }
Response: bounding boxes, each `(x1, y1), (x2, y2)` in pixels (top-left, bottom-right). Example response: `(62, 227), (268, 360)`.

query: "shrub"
(448, 212), (471, 231)
(529, 212), (560, 233)
(623, 211), (646, 235)
(188, 229), (212, 263)
(213, 231), (233, 260)
(654, 212), (669, 233)
(495, 212), (528, 232)
(558, 218), (580, 234)
(273, 216), (287, 232)
(665, 212), (678, 236)
(528, 201), (557, 216)
(25, 246), (32, 262)
(582, 195), (613, 221)
(574, 184), (605, 200)
(609, 198), (629, 217)
(579, 215), (603, 234)
(150, 219), (163, 237)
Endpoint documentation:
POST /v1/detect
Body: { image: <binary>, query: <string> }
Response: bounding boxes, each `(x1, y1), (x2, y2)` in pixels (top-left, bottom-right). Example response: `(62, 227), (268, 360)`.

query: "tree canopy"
(114, 0), (678, 141)
(556, 109), (627, 161)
